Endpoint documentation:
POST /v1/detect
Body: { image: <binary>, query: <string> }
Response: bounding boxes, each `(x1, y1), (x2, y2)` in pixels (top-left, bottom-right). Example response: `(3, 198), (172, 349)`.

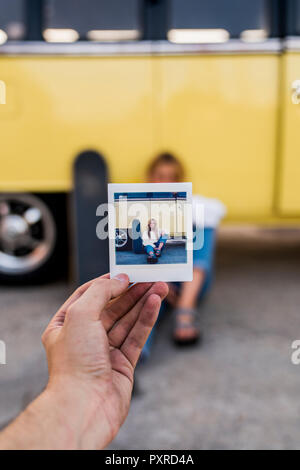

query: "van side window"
(44, 0), (143, 42)
(0, 0), (26, 42)
(287, 0), (300, 35)
(168, 0), (272, 43)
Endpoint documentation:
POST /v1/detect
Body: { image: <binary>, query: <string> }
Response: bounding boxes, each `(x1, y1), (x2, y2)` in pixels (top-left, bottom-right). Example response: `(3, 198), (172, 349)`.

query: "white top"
(142, 229), (167, 248)
(192, 195), (226, 228)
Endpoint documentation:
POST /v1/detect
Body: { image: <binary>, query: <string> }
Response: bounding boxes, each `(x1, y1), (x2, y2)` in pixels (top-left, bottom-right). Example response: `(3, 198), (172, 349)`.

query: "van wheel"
(0, 193), (67, 284)
(115, 229), (128, 250)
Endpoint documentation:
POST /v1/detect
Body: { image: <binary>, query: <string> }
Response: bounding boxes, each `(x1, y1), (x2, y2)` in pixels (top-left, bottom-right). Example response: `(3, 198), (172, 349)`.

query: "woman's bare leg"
(154, 242), (164, 255)
(166, 283), (179, 307)
(177, 268), (205, 309)
(173, 268), (206, 342)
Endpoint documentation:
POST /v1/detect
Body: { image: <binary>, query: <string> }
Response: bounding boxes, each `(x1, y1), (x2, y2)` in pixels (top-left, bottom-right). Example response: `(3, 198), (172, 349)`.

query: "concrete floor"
(1, 228), (300, 449)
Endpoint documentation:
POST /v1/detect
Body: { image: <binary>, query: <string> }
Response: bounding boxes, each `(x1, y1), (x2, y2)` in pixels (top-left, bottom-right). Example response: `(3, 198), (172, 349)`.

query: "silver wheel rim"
(0, 194), (56, 275)
(115, 229), (127, 248)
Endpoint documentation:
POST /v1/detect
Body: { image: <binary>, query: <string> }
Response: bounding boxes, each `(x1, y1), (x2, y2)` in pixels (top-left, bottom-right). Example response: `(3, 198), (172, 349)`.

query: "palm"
(44, 275), (168, 449)
(94, 282), (167, 432)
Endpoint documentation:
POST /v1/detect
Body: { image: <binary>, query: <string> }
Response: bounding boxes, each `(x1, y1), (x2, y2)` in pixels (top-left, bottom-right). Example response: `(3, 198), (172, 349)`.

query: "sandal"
(155, 248), (161, 257)
(173, 308), (200, 346)
(147, 254), (158, 264)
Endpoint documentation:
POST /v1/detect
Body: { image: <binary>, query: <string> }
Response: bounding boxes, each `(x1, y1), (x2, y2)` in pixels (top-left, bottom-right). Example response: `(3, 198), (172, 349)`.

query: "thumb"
(65, 274), (129, 323)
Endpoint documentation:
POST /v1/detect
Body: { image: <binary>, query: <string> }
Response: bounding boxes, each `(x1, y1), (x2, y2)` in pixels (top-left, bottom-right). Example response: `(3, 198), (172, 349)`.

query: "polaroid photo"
(108, 183), (193, 282)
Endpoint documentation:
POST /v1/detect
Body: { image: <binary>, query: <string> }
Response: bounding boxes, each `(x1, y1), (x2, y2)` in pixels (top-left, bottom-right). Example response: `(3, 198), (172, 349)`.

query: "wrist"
(39, 386), (85, 449)
(0, 386), (84, 450)
(44, 377), (115, 450)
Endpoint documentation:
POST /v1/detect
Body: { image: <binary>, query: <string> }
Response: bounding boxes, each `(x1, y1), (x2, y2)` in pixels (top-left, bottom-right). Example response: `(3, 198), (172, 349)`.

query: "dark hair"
(147, 152), (185, 181)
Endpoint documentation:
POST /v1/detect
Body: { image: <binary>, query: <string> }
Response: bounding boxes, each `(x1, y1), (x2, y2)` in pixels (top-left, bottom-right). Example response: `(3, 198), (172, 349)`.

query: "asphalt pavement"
(1, 227), (300, 449)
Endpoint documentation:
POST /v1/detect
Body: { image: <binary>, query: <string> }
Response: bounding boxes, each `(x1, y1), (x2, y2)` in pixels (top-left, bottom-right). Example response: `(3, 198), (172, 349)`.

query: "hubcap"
(1, 215), (28, 247)
(0, 195), (56, 275)
(116, 229), (128, 248)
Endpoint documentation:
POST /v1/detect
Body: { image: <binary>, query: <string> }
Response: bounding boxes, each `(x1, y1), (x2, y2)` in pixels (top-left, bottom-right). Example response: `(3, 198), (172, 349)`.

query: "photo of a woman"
(114, 191), (188, 267)
(142, 218), (168, 264)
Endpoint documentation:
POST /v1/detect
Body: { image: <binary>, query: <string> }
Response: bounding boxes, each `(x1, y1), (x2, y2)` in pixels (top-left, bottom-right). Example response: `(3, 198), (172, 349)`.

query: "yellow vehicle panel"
(278, 52), (300, 214)
(115, 198), (187, 236)
(0, 52), (294, 223)
(156, 55), (280, 218)
(0, 56), (154, 191)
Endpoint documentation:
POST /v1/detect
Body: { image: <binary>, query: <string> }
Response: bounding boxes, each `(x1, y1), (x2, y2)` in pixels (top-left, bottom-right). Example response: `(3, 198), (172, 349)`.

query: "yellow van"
(1, 0), (300, 281)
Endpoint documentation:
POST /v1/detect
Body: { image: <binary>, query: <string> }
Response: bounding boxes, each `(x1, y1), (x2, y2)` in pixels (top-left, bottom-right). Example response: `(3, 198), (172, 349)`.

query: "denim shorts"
(194, 227), (216, 273)
(142, 227), (217, 358)
(173, 227), (216, 300)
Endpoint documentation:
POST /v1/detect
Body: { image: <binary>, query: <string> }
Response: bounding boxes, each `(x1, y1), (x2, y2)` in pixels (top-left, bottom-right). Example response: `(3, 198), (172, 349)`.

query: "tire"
(115, 228), (132, 251)
(0, 193), (68, 284)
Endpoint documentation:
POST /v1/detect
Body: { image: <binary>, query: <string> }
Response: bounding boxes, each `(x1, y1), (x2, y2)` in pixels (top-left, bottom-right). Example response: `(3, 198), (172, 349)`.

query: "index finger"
(46, 273), (110, 331)
(65, 274), (130, 322)
(101, 282), (153, 330)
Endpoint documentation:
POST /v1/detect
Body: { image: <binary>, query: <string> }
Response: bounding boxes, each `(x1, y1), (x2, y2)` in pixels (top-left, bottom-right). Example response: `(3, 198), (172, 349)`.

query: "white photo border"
(108, 182), (193, 283)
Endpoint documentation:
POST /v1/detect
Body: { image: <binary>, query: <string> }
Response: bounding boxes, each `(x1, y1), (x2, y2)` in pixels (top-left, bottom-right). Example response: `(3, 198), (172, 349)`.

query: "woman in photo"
(144, 152), (226, 348)
(142, 218), (168, 264)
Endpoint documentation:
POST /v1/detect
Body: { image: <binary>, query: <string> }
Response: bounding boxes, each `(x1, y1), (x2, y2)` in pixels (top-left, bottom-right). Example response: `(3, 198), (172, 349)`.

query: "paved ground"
(1, 227), (300, 449)
(116, 243), (187, 265)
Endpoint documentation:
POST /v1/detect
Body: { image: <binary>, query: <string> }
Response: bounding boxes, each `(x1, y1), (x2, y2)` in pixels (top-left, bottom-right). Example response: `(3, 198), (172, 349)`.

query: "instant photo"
(108, 183), (193, 282)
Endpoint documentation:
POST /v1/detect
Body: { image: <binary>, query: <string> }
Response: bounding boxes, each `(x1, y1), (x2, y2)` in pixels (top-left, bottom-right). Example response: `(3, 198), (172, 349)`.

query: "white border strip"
(284, 36), (300, 52)
(108, 183), (193, 283)
(0, 39), (282, 56)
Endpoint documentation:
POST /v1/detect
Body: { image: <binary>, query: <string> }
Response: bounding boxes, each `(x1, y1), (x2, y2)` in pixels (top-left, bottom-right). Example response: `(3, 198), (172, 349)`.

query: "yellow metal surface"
(0, 57), (154, 191)
(156, 55), (279, 218)
(0, 53), (292, 222)
(278, 52), (300, 215)
(115, 198), (187, 236)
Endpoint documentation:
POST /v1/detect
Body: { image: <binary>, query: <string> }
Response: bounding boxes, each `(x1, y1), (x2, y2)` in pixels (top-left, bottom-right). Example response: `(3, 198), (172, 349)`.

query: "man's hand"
(0, 274), (168, 450)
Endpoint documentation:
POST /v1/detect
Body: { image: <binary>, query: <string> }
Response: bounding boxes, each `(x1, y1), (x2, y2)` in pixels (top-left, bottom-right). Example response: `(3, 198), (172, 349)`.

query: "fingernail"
(113, 274), (128, 283)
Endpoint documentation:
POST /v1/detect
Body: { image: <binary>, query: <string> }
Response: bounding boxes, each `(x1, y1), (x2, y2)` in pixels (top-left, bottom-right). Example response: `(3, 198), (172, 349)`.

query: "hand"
(41, 273), (168, 449)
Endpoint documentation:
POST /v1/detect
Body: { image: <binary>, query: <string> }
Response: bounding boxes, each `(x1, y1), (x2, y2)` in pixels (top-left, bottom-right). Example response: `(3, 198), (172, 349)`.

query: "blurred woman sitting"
(146, 152), (226, 347)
